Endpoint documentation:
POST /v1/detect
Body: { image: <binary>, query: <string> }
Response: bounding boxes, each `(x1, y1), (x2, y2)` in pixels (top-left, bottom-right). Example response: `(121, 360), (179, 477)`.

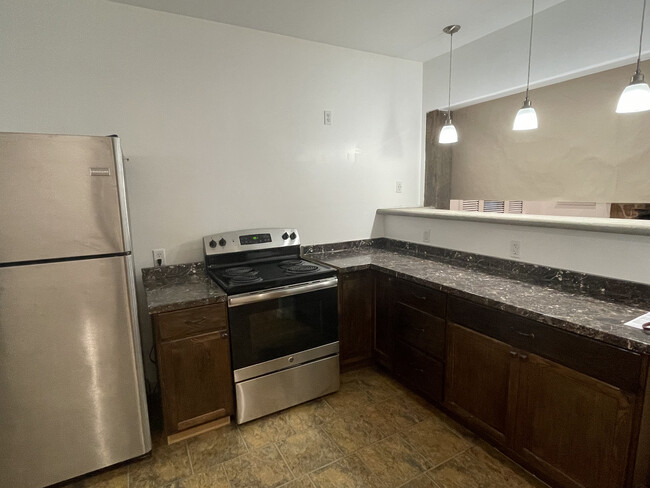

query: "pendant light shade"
(617, 0), (650, 113)
(513, 0), (538, 131)
(439, 25), (460, 144)
(439, 120), (458, 144)
(513, 100), (539, 131)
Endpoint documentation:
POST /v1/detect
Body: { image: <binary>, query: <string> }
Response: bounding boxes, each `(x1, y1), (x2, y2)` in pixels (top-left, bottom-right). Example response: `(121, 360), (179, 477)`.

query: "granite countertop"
(305, 247), (650, 355)
(142, 263), (226, 314)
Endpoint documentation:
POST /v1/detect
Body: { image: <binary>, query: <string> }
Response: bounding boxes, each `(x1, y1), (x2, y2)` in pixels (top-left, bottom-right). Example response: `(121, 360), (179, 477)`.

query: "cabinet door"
(515, 353), (635, 488)
(374, 275), (394, 369)
(158, 331), (234, 434)
(394, 340), (444, 403)
(338, 271), (374, 369)
(445, 322), (518, 446)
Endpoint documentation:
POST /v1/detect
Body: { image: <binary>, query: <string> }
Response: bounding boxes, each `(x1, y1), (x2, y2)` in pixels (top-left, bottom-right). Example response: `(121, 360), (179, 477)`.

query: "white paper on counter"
(625, 312), (650, 329)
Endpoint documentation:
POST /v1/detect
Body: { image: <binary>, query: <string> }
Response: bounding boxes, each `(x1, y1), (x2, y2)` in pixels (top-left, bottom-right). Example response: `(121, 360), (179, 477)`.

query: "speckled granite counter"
(305, 247), (650, 355)
(142, 263), (226, 314)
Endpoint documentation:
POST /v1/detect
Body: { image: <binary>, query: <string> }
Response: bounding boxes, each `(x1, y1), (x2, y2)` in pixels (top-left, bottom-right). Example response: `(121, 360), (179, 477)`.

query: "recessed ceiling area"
(109, 0), (566, 62)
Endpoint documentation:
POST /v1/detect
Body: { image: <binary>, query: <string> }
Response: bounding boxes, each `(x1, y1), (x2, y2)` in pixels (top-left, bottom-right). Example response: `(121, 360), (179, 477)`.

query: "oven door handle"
(228, 277), (338, 307)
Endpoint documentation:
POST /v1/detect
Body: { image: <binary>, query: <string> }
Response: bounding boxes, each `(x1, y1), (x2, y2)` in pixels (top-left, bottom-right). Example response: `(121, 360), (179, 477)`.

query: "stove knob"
(218, 238), (227, 247)
(290, 232), (297, 240)
(209, 239), (217, 248)
(282, 232), (289, 240)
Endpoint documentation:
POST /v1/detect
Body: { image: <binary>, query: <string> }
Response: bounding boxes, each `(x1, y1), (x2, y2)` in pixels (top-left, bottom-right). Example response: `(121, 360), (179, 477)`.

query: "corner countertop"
(305, 247), (650, 355)
(142, 263), (226, 314)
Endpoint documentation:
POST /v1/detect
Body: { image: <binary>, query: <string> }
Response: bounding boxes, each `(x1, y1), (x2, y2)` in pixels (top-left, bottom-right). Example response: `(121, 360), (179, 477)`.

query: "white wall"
(382, 214), (649, 284)
(0, 0), (422, 382)
(423, 0), (650, 112)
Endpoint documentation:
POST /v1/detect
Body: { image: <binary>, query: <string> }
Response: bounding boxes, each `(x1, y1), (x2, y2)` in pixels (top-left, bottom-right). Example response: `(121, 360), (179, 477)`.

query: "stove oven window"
(228, 287), (338, 371)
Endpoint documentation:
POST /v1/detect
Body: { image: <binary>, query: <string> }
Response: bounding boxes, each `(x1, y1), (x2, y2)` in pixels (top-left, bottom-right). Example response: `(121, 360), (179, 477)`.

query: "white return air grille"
(457, 200), (524, 214)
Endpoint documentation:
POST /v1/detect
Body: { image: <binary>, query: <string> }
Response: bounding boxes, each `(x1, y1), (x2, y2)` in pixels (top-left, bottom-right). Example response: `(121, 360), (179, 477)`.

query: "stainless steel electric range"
(203, 228), (340, 424)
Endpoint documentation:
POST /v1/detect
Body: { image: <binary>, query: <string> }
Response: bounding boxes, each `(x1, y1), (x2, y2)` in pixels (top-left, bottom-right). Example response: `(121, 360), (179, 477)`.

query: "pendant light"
(513, 0), (538, 131)
(616, 0), (650, 113)
(439, 25), (460, 144)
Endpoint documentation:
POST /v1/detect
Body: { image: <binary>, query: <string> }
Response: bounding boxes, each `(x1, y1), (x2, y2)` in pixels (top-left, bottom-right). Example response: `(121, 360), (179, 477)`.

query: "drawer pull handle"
(516, 331), (535, 339)
(220, 331), (229, 339)
(519, 353), (529, 361)
(185, 317), (208, 326)
(509, 351), (518, 357)
(415, 327), (425, 333)
(413, 294), (427, 300)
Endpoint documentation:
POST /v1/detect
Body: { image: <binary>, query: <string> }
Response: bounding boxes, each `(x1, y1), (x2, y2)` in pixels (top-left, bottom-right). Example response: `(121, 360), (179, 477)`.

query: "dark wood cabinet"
(154, 302), (234, 443)
(373, 274), (394, 369)
(336, 270), (650, 488)
(391, 278), (447, 403)
(338, 270), (374, 370)
(445, 322), (516, 445)
(515, 353), (635, 488)
(446, 304), (643, 488)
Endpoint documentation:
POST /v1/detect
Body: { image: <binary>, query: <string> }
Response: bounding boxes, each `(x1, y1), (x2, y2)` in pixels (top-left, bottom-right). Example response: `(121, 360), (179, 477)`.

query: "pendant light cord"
(525, 0), (535, 101)
(637, 0), (647, 74)
(447, 32), (454, 120)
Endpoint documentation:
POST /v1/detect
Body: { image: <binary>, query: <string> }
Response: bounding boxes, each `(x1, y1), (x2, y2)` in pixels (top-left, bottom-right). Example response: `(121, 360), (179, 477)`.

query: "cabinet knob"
(519, 353), (529, 361)
(220, 331), (229, 338)
(509, 350), (518, 357)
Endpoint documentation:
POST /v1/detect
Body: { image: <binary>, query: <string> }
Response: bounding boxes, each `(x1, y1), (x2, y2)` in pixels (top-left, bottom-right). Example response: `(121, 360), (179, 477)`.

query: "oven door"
(228, 277), (338, 381)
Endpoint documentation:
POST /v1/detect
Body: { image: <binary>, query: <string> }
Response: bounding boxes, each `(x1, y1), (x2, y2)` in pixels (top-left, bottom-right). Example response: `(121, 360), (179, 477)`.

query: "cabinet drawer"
(394, 279), (446, 318)
(394, 340), (444, 403)
(394, 302), (445, 360)
(448, 296), (644, 392)
(156, 303), (228, 342)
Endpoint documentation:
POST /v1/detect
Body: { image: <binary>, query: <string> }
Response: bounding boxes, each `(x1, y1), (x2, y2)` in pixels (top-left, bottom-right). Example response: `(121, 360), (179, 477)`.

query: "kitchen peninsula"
(304, 237), (650, 488)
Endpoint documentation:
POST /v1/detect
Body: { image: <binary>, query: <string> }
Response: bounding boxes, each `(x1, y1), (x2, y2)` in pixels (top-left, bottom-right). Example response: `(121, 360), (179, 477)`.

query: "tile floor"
(63, 367), (550, 488)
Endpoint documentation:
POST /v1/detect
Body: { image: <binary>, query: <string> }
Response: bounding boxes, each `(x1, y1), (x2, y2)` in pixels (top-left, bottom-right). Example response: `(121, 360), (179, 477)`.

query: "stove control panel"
(203, 228), (300, 256)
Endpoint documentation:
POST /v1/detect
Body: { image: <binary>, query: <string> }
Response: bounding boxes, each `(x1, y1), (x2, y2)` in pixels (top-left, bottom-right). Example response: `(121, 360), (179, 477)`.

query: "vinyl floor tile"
(321, 409), (387, 454)
(222, 444), (294, 488)
(401, 416), (472, 466)
(401, 473), (440, 488)
(428, 446), (548, 488)
(186, 424), (248, 472)
(309, 455), (386, 488)
(63, 465), (129, 488)
(280, 399), (337, 432)
(279, 475), (316, 488)
(128, 441), (192, 488)
(167, 464), (229, 488)
(375, 393), (433, 432)
(357, 434), (431, 487)
(277, 428), (343, 477)
(238, 413), (296, 449)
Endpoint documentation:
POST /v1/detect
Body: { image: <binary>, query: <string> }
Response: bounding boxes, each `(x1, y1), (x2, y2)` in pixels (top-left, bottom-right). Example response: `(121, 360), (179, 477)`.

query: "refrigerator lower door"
(0, 256), (150, 488)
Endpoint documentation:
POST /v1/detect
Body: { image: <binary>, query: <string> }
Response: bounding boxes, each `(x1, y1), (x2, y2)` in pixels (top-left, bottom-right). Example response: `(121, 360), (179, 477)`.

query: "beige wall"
(450, 60), (650, 202)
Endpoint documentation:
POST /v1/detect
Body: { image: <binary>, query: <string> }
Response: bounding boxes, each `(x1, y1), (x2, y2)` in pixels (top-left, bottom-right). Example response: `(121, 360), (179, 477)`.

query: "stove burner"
(284, 263), (319, 274)
(223, 266), (257, 277)
(278, 260), (304, 269)
(229, 275), (263, 284)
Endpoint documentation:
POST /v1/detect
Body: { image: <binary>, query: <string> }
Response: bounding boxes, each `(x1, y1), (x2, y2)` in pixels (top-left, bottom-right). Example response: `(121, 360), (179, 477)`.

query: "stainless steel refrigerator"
(0, 133), (151, 487)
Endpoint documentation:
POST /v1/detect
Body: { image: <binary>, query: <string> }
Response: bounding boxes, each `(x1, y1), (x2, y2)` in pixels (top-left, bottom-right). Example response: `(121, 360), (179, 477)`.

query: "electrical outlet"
(510, 240), (521, 259)
(423, 230), (431, 243)
(152, 248), (166, 267)
(323, 110), (332, 125)
(395, 181), (403, 193)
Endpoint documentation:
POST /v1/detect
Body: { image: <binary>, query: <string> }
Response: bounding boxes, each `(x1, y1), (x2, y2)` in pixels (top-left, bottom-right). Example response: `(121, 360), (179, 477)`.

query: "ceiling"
(110, 0), (566, 62)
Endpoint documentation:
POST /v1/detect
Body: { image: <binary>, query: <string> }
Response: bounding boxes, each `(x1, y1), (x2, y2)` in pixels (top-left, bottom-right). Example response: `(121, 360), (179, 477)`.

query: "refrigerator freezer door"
(0, 256), (151, 488)
(0, 133), (127, 263)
